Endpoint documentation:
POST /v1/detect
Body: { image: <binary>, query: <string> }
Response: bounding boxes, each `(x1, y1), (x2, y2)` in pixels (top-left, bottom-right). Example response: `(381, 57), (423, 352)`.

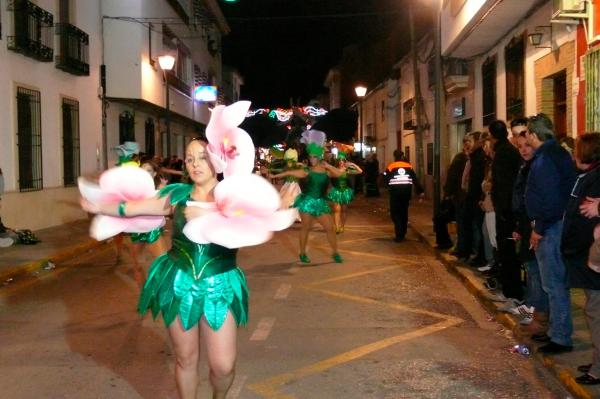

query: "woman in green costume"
(327, 152), (363, 234)
(81, 139), (247, 399)
(269, 138), (345, 264)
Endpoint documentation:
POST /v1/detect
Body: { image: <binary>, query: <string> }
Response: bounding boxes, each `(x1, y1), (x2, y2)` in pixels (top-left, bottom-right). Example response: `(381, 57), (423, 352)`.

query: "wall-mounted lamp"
(528, 26), (553, 49)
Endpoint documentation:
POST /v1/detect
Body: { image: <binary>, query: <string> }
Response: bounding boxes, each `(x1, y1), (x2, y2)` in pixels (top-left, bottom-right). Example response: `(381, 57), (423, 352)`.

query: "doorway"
(553, 70), (567, 138)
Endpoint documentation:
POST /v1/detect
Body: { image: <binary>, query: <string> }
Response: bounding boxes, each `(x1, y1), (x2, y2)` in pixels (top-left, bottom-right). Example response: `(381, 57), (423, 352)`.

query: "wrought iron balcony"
(7, 0), (54, 62)
(55, 23), (90, 76)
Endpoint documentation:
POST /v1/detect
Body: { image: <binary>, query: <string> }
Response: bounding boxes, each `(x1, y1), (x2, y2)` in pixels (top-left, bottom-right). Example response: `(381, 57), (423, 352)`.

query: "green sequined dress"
(327, 173), (354, 205)
(130, 228), (163, 244)
(293, 170), (331, 216)
(138, 184), (249, 331)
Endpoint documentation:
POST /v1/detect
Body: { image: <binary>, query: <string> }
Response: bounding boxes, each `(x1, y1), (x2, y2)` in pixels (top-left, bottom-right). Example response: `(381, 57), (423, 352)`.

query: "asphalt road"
(0, 198), (569, 399)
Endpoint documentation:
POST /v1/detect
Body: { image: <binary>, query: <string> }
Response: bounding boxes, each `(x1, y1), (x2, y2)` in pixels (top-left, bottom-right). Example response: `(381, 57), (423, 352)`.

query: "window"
(481, 56), (496, 126)
(8, 0), (54, 62)
(145, 118), (156, 155)
(381, 100), (385, 122)
(119, 111), (135, 143)
(403, 98), (416, 130)
(16, 87), (43, 192)
(404, 146), (410, 163)
(163, 25), (192, 95)
(59, 0), (71, 23)
(505, 36), (525, 121)
(62, 98), (80, 186)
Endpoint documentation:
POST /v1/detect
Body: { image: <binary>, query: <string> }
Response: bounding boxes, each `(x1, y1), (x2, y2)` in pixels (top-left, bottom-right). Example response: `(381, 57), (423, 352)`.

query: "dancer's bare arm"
(81, 196), (172, 217)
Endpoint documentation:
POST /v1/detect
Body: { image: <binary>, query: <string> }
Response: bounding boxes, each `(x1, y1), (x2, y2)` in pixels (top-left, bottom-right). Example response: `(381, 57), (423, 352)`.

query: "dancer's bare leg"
(332, 203), (341, 232)
(168, 319), (200, 399)
(340, 204), (348, 231)
(130, 243), (145, 287)
(316, 214), (338, 254)
(201, 312), (237, 399)
(299, 212), (313, 255)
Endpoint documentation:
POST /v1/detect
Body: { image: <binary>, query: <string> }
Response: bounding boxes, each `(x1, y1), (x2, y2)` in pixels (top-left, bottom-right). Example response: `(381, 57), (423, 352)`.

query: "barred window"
(62, 98), (80, 186)
(119, 111), (135, 143)
(481, 56), (496, 126)
(505, 36), (525, 121)
(145, 118), (156, 156)
(16, 87), (43, 192)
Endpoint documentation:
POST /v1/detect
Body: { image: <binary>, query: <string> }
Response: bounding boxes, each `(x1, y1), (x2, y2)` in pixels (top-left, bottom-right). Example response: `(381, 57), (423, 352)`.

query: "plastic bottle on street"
(510, 344), (530, 356)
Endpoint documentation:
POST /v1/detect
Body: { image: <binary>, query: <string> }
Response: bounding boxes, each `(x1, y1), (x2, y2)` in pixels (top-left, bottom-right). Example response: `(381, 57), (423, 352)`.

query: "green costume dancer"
(293, 169), (331, 216)
(138, 184), (248, 331)
(327, 172), (354, 205)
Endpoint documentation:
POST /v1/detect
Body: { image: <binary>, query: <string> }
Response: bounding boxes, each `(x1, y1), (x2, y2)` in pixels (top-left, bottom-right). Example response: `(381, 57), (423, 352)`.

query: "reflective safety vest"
(384, 161), (423, 197)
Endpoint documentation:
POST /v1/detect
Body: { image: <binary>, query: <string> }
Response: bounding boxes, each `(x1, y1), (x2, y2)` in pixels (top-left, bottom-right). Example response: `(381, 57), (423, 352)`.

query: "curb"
(408, 220), (594, 399)
(0, 239), (107, 283)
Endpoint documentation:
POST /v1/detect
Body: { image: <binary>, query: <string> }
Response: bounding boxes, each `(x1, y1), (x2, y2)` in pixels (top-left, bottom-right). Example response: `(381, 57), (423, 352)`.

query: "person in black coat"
(490, 120), (523, 301)
(561, 133), (600, 385)
(463, 131), (487, 264)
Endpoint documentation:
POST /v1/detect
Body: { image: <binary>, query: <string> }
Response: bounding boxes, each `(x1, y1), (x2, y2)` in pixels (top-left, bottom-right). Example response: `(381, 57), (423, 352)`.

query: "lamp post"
(355, 85), (367, 157)
(158, 54), (175, 157)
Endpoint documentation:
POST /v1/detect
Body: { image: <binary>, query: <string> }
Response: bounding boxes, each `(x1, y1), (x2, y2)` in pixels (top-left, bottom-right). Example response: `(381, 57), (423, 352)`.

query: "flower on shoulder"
(78, 167), (165, 241)
(206, 101), (255, 177)
(183, 174), (295, 248)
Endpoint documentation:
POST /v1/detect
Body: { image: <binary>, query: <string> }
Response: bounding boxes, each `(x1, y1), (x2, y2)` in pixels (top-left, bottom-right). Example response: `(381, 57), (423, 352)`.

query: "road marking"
(250, 317), (276, 341)
(274, 283), (291, 299)
(248, 318), (461, 399)
(308, 265), (399, 286)
(337, 235), (393, 244)
(228, 375), (247, 398)
(311, 246), (426, 264)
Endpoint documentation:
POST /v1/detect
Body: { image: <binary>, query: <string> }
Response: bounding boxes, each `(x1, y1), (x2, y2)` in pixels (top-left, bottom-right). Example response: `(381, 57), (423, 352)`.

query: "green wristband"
(118, 201), (127, 217)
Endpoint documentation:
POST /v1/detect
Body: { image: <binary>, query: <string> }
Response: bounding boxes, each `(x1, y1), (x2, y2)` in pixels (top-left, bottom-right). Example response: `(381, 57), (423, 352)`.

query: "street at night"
(0, 198), (568, 398)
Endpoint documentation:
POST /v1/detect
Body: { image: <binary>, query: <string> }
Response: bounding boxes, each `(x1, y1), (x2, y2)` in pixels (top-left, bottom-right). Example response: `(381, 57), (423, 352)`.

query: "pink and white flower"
(78, 167), (165, 241)
(183, 174), (296, 248)
(205, 101), (255, 177)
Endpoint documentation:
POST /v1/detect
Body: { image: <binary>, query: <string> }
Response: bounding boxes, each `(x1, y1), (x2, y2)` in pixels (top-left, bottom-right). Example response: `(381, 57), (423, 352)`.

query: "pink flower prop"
(78, 167), (165, 241)
(205, 101), (255, 177)
(183, 174), (296, 248)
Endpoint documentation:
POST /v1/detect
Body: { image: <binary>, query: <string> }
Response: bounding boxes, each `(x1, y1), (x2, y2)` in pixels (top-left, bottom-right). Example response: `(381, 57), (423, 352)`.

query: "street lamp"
(355, 85), (367, 157)
(158, 54), (175, 157)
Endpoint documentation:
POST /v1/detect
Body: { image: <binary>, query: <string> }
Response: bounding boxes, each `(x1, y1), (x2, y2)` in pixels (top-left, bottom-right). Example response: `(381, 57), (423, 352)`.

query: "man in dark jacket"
(525, 113), (576, 354)
(489, 120), (523, 301)
(384, 150), (424, 242)
(462, 132), (487, 264)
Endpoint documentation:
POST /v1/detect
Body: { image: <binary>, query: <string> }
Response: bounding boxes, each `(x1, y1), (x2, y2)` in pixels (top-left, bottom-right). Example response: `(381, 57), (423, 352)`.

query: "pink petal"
(78, 177), (110, 204)
(206, 105), (225, 143)
(214, 174), (280, 216)
(264, 209), (297, 231)
(99, 167), (156, 200)
(183, 213), (271, 248)
(222, 101), (251, 128)
(223, 128), (255, 177)
(90, 215), (128, 241)
(121, 216), (165, 233)
(206, 145), (226, 174)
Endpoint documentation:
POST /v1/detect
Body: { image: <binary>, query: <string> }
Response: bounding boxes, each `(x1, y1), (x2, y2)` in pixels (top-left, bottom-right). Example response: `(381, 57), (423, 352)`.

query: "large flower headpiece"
(301, 129), (327, 159)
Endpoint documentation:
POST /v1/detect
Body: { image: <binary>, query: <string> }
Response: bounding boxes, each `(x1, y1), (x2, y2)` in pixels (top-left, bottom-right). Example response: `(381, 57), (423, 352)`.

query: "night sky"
(220, 0), (429, 108)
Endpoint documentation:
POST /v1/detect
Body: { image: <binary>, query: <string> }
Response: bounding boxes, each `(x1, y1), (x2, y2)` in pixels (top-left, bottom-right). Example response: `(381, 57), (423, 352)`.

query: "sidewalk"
(408, 199), (597, 399)
(0, 219), (106, 283)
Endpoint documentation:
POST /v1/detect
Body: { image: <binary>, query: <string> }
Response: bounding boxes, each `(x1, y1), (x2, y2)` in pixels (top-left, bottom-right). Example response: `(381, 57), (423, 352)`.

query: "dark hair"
(510, 117), (528, 128)
(488, 120), (508, 140)
(527, 113), (554, 141)
(393, 149), (404, 161)
(575, 133), (600, 164)
(140, 158), (164, 188)
(468, 131), (482, 142)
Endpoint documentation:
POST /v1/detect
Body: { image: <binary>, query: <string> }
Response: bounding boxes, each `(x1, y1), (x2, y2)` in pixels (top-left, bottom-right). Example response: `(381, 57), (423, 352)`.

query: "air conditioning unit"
(552, 0), (588, 19)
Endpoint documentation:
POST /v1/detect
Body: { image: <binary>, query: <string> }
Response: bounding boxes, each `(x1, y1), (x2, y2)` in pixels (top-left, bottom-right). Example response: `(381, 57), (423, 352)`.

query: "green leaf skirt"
(327, 187), (354, 205)
(293, 193), (331, 216)
(137, 254), (249, 331)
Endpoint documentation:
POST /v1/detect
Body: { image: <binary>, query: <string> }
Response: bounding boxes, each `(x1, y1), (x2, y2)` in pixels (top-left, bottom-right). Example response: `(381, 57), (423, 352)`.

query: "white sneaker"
(509, 304), (534, 317)
(477, 264), (492, 272)
(498, 299), (524, 312)
(0, 237), (14, 248)
(519, 313), (534, 325)
(488, 293), (509, 302)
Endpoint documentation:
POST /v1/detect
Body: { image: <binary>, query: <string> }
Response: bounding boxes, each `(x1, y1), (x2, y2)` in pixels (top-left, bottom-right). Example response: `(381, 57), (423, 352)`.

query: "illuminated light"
(303, 105), (327, 116)
(248, 106), (327, 119)
(194, 85), (218, 102)
(158, 54), (175, 71)
(246, 108), (270, 117)
(354, 85), (367, 97)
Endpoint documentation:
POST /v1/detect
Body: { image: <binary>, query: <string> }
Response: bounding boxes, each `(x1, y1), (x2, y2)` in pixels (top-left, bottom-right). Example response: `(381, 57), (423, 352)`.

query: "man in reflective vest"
(383, 150), (424, 242)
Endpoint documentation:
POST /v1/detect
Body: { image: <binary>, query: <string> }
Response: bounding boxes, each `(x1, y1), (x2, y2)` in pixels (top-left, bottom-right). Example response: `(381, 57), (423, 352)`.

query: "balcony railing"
(7, 0), (54, 62)
(55, 23), (90, 76)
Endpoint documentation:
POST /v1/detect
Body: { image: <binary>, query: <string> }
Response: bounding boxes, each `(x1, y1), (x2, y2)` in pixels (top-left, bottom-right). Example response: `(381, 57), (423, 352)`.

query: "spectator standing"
(384, 150), (424, 242)
(561, 133), (600, 384)
(437, 136), (470, 251)
(364, 153), (380, 197)
(525, 113), (576, 354)
(510, 118), (528, 147)
(513, 132), (549, 335)
(490, 120), (524, 302)
(479, 135), (496, 271)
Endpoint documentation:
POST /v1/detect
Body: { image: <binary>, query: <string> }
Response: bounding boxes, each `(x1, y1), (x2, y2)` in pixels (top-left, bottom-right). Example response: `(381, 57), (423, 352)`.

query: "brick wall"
(534, 40), (575, 135)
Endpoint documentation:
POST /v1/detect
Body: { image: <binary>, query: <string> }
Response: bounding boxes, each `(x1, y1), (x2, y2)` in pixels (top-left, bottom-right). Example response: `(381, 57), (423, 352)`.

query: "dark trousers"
(454, 200), (468, 254)
(389, 192), (410, 240)
(496, 212), (523, 300)
(463, 200), (484, 260)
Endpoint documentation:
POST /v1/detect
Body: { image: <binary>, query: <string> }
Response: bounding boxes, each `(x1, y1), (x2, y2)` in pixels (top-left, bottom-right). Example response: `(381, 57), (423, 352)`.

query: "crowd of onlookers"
(435, 113), (600, 386)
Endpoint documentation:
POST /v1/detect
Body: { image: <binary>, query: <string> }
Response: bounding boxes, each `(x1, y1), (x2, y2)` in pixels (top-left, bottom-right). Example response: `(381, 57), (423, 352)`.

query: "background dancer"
(328, 152), (363, 233)
(269, 130), (344, 264)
